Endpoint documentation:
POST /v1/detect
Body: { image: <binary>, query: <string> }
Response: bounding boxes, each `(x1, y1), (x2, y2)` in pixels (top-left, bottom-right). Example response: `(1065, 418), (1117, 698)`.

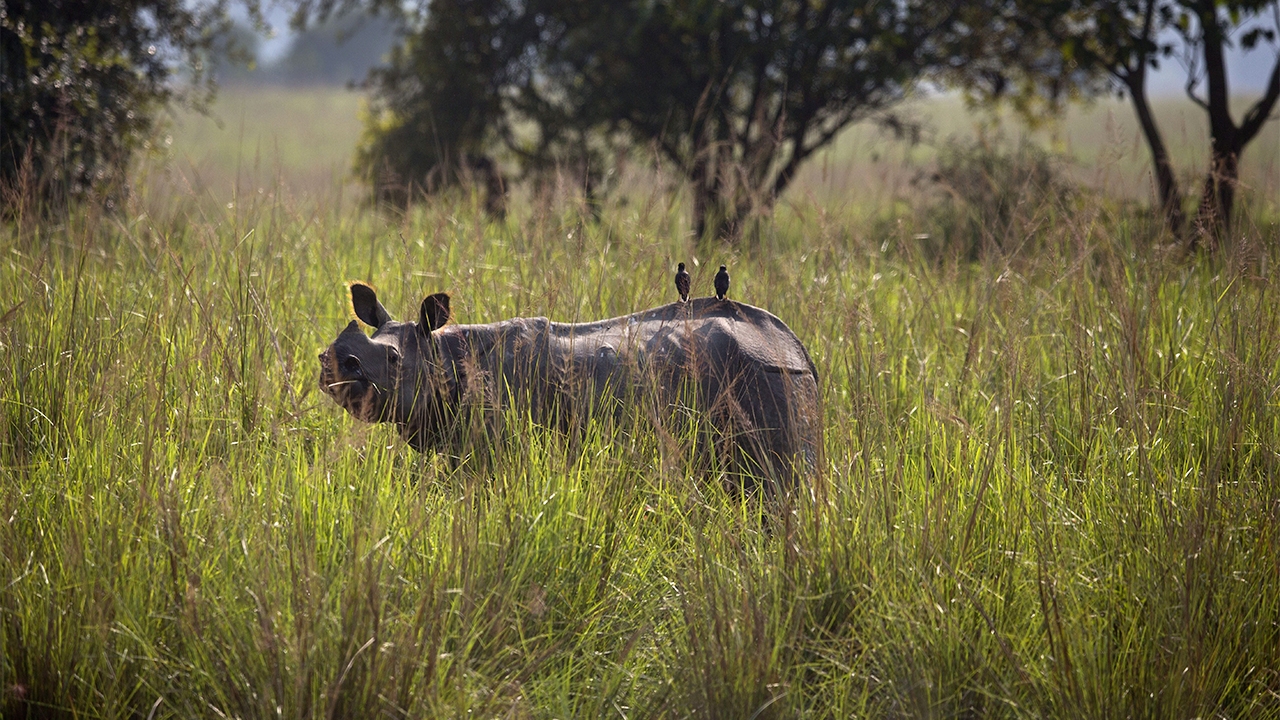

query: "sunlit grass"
(2, 91), (1279, 718)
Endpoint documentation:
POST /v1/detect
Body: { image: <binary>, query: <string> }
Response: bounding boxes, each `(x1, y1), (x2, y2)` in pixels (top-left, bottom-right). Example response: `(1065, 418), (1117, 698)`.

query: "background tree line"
(211, 11), (396, 86)
(3, 0), (1278, 244)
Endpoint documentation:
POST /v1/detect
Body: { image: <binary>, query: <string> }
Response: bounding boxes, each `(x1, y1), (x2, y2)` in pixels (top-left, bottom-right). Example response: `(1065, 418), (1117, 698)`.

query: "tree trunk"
(1124, 74), (1184, 235)
(691, 155), (738, 242)
(1190, 39), (1280, 245)
(1196, 145), (1240, 244)
(691, 157), (713, 240)
(1190, 1), (1238, 244)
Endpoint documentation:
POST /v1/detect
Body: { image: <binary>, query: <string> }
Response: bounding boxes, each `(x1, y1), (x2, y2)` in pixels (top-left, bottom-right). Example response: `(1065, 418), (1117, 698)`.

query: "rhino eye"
(341, 356), (362, 375)
(387, 348), (401, 365)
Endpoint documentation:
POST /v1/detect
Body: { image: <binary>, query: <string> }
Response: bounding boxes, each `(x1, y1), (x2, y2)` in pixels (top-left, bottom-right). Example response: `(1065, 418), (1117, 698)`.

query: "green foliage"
(0, 0), (255, 216)
(2, 163), (1279, 716)
(542, 0), (962, 241)
(921, 137), (1072, 260)
(347, 0), (970, 240)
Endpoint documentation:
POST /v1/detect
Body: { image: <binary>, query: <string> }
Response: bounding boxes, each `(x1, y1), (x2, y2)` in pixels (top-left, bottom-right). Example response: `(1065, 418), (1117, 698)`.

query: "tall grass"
(2, 133), (1279, 718)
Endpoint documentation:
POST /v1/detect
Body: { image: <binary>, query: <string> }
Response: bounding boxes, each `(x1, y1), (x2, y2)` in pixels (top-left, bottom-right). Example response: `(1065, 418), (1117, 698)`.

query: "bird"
(675, 262), (691, 302)
(714, 265), (729, 300)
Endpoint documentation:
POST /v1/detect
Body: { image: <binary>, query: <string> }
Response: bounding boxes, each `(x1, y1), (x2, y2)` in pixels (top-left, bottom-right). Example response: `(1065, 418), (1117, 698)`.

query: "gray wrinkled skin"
(319, 285), (821, 486)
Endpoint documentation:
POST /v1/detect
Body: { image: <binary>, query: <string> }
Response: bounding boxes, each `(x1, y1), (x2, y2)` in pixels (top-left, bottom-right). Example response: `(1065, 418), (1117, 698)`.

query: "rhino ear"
(350, 283), (392, 329)
(419, 292), (451, 333)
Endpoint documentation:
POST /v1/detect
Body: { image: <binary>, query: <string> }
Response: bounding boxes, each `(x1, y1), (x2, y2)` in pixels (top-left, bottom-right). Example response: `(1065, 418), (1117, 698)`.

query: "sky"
(1145, 24), (1279, 96)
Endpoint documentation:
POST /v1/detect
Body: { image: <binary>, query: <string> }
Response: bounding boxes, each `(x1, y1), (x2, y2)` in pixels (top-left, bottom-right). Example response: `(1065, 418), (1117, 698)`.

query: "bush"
(920, 137), (1071, 260)
(0, 0), (244, 216)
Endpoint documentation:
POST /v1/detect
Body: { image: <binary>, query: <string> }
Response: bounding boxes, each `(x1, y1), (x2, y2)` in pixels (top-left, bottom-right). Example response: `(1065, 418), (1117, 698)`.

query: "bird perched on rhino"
(675, 262), (691, 302)
(714, 265), (730, 300)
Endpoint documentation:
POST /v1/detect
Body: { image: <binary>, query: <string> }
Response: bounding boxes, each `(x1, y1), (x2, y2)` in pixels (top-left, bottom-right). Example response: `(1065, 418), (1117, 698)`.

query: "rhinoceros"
(318, 283), (821, 486)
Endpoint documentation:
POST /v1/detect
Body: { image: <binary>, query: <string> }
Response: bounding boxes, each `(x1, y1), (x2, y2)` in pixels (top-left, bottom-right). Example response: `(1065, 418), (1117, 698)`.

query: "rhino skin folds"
(320, 284), (821, 489)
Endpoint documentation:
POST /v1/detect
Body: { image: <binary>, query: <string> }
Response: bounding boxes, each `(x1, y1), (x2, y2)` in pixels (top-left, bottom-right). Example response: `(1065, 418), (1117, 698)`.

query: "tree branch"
(1185, 73), (1211, 112)
(1238, 51), (1280, 145)
(1182, 10), (1212, 112)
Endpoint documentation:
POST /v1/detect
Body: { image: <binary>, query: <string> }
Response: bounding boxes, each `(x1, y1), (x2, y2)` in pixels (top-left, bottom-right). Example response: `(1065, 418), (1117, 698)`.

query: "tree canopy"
(345, 0), (968, 240)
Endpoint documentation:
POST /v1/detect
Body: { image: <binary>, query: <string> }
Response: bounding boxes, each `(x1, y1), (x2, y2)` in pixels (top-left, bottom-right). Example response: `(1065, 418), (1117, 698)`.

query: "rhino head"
(318, 283), (455, 449)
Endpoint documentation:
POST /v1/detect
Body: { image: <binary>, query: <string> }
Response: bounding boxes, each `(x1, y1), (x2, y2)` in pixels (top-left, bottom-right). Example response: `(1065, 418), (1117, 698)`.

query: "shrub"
(920, 137), (1071, 260)
(0, 0), (246, 216)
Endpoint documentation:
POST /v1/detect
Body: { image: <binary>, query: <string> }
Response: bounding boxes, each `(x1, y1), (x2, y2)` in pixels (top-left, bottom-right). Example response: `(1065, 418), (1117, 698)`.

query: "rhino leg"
(706, 365), (820, 494)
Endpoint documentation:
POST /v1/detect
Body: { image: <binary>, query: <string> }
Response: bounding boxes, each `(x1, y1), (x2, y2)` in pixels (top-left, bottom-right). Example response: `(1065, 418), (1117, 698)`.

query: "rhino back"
(542, 298), (814, 376)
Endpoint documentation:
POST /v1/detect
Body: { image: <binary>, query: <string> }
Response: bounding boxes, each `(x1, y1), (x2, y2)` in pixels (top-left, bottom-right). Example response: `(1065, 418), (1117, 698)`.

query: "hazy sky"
(1145, 25), (1279, 96)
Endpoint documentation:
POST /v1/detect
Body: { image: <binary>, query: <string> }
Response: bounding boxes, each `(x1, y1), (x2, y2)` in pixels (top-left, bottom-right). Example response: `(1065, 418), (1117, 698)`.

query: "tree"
(1178, 0), (1280, 239)
(0, 0), (258, 215)
(347, 0), (523, 213)
(319, 0), (964, 241)
(545, 0), (964, 240)
(954, 0), (1279, 241)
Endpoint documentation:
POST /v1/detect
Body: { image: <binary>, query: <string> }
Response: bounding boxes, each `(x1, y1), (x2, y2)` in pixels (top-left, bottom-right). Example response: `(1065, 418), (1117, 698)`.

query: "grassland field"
(1, 85), (1279, 718)
(156, 86), (1278, 208)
